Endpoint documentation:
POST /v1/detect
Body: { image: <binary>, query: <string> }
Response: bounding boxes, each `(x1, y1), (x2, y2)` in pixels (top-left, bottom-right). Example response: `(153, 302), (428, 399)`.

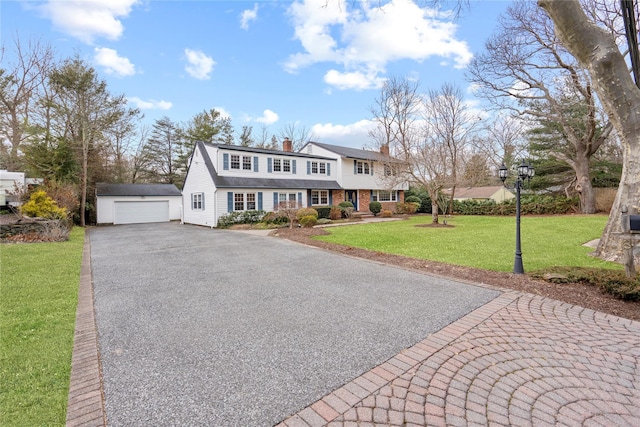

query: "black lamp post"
(499, 160), (535, 274)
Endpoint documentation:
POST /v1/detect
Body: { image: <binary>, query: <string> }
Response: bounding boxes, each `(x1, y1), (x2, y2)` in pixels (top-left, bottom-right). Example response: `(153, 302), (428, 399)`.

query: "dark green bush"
(339, 201), (354, 208)
(453, 195), (579, 216)
(315, 206), (331, 219)
(369, 201), (382, 216)
(405, 195), (421, 204)
(217, 210), (267, 228)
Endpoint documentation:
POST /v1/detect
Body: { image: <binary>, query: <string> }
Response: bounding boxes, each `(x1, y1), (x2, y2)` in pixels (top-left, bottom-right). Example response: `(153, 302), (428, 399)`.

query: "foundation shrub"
(299, 215), (318, 228)
(315, 206), (331, 219)
(217, 210), (267, 228)
(296, 208), (318, 220)
(329, 206), (342, 220)
(369, 201), (382, 216)
(395, 202), (417, 214)
(339, 201), (354, 219)
(381, 210), (393, 218)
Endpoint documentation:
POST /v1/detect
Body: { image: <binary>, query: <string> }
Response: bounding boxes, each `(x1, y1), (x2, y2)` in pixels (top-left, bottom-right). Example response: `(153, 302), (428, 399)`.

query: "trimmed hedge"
(453, 195), (579, 216)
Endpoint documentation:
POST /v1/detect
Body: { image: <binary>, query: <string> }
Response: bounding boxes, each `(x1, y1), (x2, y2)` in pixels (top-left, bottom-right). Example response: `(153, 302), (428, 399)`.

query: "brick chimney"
(283, 137), (293, 152)
(380, 144), (390, 156)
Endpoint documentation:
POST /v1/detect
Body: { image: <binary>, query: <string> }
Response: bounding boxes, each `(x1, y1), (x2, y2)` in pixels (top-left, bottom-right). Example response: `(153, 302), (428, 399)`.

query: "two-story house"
(300, 141), (408, 212)
(182, 139), (408, 227)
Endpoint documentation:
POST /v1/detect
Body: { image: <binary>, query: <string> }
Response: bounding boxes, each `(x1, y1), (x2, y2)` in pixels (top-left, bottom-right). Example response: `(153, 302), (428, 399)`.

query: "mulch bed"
(272, 227), (640, 322)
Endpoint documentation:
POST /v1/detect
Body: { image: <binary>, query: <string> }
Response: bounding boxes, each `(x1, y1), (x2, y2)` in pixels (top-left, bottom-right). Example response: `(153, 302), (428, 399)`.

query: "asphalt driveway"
(89, 222), (499, 426)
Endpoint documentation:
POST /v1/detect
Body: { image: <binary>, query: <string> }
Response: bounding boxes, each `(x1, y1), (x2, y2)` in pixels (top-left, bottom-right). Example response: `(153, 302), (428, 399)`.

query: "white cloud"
(184, 49), (215, 80)
(285, 0), (472, 90)
(252, 109), (279, 125)
(127, 97), (172, 110)
(94, 47), (135, 77)
(312, 119), (376, 143)
(240, 4), (258, 30)
(37, 0), (140, 44)
(323, 69), (386, 91)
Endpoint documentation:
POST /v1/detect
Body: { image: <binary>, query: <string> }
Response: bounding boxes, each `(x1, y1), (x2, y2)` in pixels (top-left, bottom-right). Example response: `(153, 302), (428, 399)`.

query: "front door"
(345, 190), (358, 210)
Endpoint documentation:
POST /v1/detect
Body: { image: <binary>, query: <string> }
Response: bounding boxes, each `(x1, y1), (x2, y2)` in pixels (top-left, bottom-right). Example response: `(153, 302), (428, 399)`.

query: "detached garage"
(96, 183), (182, 225)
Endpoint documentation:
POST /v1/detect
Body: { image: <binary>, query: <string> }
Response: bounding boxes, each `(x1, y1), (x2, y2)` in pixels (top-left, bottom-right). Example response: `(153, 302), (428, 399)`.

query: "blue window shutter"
(371, 163), (374, 175)
(253, 156), (259, 172)
(354, 160), (357, 174)
(327, 163), (331, 176)
(223, 153), (229, 170)
(258, 192), (263, 210)
(273, 192), (278, 208)
(297, 192), (302, 206)
(370, 190), (373, 200)
(292, 159), (297, 174)
(268, 158), (272, 173)
(307, 161), (311, 175)
(227, 192), (233, 212)
(328, 191), (333, 205)
(202, 193), (205, 210)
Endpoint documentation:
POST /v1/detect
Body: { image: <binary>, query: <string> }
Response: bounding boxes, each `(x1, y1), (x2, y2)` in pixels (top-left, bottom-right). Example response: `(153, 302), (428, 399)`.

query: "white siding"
(210, 146), (337, 183)
(182, 144), (218, 227)
(305, 143), (407, 191)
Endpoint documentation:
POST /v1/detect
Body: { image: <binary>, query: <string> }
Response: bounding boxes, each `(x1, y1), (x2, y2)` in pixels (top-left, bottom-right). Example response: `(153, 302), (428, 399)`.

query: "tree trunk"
(539, 0), (640, 263)
(573, 153), (596, 214)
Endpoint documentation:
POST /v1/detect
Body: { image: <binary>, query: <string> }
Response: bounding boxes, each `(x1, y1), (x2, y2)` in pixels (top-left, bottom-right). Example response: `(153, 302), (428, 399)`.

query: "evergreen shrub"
(369, 201), (382, 216)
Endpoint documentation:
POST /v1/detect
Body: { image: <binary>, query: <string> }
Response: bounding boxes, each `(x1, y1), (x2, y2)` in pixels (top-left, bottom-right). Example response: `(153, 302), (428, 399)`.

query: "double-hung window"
(273, 158), (282, 172)
(356, 161), (370, 174)
(311, 190), (328, 205)
(242, 156), (252, 170)
(246, 193), (256, 210)
(230, 154), (241, 169)
(192, 193), (204, 210)
(234, 193), (245, 211)
(283, 159), (291, 172)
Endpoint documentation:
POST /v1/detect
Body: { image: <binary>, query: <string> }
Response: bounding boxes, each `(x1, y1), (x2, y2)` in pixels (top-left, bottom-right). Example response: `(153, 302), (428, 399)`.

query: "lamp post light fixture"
(499, 160), (535, 274)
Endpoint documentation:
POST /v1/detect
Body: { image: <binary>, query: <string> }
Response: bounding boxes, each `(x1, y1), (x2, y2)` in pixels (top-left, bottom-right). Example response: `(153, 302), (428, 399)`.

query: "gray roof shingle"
(302, 141), (393, 162)
(96, 183), (182, 197)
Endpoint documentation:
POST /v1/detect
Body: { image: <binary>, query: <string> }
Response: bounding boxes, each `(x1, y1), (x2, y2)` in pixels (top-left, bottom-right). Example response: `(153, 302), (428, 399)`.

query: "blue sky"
(2, 0), (511, 148)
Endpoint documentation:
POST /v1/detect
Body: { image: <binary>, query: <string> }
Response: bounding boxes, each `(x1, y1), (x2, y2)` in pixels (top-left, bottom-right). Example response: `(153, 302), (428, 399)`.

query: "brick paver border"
(66, 233), (106, 427)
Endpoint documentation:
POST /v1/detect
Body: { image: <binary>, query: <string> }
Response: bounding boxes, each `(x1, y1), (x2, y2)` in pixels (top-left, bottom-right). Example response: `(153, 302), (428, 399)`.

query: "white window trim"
(192, 192), (204, 210)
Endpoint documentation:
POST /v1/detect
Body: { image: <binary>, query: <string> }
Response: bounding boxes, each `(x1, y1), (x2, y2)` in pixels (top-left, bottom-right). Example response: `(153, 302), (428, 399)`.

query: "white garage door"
(113, 201), (170, 225)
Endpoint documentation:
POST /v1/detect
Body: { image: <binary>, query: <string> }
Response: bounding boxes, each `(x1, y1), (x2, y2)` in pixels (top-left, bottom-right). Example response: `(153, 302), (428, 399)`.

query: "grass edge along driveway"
(315, 215), (620, 272)
(1, 227), (84, 427)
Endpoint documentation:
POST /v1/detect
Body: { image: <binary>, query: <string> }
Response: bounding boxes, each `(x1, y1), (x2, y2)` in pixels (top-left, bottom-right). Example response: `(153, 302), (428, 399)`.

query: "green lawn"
(316, 215), (620, 272)
(0, 228), (84, 427)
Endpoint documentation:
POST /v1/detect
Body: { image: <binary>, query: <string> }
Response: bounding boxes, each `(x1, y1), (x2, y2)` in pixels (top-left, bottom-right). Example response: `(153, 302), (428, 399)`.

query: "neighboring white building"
(0, 170), (42, 207)
(182, 139), (409, 227)
(96, 183), (182, 225)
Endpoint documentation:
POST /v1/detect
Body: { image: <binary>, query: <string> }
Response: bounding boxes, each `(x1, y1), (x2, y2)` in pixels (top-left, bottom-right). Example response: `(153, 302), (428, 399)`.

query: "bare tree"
(467, 0), (613, 214)
(539, 0), (640, 263)
(278, 122), (314, 152)
(424, 83), (479, 213)
(254, 124), (279, 150)
(0, 36), (55, 171)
